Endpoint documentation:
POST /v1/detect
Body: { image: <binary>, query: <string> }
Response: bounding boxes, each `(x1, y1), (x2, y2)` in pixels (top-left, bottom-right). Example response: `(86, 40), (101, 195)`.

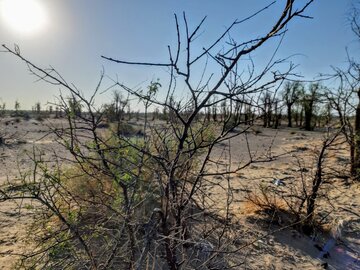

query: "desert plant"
(248, 128), (343, 235)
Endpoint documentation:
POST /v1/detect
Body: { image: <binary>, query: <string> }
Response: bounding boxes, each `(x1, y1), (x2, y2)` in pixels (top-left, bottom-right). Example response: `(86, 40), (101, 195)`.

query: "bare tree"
(282, 81), (304, 127)
(14, 100), (20, 116)
(324, 2), (360, 179)
(48, 105), (53, 116)
(35, 101), (41, 114)
(1, 1), (314, 268)
(350, 1), (360, 39)
(349, 2), (360, 179)
(0, 102), (5, 117)
(303, 82), (321, 131)
(103, 89), (129, 135)
(272, 97), (282, 129)
(304, 130), (342, 229)
(67, 95), (82, 118)
(247, 127), (343, 237)
(261, 91), (272, 128)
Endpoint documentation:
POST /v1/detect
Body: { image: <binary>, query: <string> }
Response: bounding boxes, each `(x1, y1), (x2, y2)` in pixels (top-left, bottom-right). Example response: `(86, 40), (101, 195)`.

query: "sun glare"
(0, 0), (47, 35)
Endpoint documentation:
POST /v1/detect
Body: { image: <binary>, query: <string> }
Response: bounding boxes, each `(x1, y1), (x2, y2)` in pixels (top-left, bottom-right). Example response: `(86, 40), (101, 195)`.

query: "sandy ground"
(206, 126), (360, 269)
(0, 118), (69, 269)
(0, 118), (359, 269)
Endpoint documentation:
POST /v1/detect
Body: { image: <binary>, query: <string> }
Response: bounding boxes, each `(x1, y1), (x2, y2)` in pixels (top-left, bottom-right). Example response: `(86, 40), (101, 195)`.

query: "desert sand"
(0, 117), (359, 269)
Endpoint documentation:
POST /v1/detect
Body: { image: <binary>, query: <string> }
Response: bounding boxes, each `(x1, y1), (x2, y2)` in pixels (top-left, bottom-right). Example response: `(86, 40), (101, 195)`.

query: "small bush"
(247, 184), (287, 212)
(23, 112), (31, 121)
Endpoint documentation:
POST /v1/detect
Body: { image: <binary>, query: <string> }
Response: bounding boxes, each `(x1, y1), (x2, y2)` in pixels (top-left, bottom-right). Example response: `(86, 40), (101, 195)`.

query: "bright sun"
(0, 0), (47, 35)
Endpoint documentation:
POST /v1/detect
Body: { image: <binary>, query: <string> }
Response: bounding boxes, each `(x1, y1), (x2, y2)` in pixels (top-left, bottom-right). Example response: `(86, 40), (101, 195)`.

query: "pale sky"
(0, 0), (358, 110)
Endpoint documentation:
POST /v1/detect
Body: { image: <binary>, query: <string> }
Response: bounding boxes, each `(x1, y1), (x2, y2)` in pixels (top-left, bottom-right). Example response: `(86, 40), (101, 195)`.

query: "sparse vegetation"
(0, 1), (360, 270)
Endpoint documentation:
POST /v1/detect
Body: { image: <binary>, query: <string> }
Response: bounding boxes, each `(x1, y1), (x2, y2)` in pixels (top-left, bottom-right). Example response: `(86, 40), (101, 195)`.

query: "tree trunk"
(353, 89), (360, 179)
(304, 100), (313, 131)
(350, 142), (356, 175)
(263, 109), (267, 127)
(287, 104), (292, 127)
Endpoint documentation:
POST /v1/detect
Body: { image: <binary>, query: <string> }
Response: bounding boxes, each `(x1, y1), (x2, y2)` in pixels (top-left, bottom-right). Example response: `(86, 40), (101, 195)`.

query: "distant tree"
(54, 106), (61, 118)
(67, 96), (82, 118)
(113, 90), (127, 121)
(293, 101), (302, 127)
(14, 100), (20, 115)
(48, 105), (53, 116)
(103, 90), (129, 135)
(166, 95), (177, 123)
(220, 100), (227, 122)
(203, 105), (210, 122)
(153, 107), (160, 121)
(127, 104), (131, 120)
(272, 98), (282, 129)
(35, 102), (41, 115)
(0, 102), (5, 117)
(316, 100), (332, 127)
(303, 83), (321, 131)
(282, 81), (303, 127)
(211, 102), (217, 122)
(232, 100), (242, 125)
(324, 101), (332, 126)
(261, 91), (272, 127)
(244, 103), (253, 125)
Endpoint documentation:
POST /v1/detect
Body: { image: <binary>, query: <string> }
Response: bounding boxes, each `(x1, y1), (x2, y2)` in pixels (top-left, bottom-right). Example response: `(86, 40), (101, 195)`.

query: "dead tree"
(324, 3), (360, 179)
(282, 81), (303, 127)
(272, 98), (282, 129)
(349, 3), (360, 179)
(261, 91), (272, 127)
(305, 130), (342, 229)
